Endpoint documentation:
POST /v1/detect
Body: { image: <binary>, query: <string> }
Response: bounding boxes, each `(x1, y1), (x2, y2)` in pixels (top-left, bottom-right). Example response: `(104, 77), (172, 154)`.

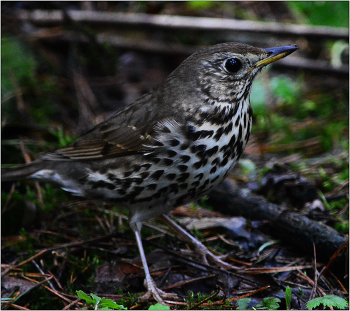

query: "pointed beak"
(249, 45), (298, 71)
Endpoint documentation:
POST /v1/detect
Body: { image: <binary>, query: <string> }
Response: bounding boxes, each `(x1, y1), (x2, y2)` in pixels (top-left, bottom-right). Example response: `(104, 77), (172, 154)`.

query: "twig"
(31, 260), (55, 290)
(19, 140), (44, 206)
(190, 285), (223, 309)
(229, 285), (270, 301)
(1, 250), (48, 277)
(62, 298), (81, 310)
(309, 243), (317, 300)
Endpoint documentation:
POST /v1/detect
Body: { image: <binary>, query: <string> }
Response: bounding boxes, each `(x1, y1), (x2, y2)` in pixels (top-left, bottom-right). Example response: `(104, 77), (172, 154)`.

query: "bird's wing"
(41, 94), (179, 161)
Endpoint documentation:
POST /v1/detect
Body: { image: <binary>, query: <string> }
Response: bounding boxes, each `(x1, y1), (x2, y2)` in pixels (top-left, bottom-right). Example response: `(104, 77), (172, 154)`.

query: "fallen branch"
(17, 10), (349, 40)
(207, 179), (348, 263)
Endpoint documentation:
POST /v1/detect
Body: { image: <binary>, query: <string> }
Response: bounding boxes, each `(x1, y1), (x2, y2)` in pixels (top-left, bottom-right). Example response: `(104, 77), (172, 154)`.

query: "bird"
(2, 42), (298, 305)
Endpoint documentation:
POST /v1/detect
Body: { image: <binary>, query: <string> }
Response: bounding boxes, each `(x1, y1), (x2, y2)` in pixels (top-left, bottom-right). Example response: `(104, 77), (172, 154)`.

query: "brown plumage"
(2, 42), (298, 305)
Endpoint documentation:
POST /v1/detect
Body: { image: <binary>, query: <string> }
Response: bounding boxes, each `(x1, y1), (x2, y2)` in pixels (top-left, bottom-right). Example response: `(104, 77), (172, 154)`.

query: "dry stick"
(228, 285), (270, 301)
(322, 241), (349, 276)
(2, 182), (16, 213)
(20, 274), (72, 304)
(309, 243), (318, 300)
(328, 271), (348, 293)
(62, 298), (82, 310)
(8, 304), (30, 310)
(17, 9), (349, 40)
(190, 285), (224, 310)
(31, 260), (56, 290)
(19, 140), (44, 206)
(10, 275), (54, 305)
(296, 271), (327, 296)
(1, 249), (48, 278)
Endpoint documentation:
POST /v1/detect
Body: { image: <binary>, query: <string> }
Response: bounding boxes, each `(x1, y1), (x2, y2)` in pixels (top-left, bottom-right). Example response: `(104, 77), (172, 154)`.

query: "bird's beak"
(248, 45), (298, 71)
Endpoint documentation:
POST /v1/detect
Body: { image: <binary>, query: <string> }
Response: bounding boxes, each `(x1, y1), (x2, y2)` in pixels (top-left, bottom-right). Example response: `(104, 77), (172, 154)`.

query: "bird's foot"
(139, 277), (178, 305)
(192, 240), (239, 270)
(160, 215), (239, 270)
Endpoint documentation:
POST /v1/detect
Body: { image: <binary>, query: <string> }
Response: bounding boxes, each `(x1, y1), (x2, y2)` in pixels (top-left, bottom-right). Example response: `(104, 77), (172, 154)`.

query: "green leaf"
(306, 295), (348, 310)
(256, 297), (281, 310)
(237, 298), (251, 310)
(91, 293), (102, 303)
(285, 286), (292, 309)
(100, 298), (127, 310)
(148, 303), (171, 310)
(76, 290), (94, 304)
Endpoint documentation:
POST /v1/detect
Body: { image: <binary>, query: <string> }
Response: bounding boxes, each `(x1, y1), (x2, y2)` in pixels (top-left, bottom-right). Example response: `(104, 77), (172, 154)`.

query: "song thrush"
(2, 42), (298, 304)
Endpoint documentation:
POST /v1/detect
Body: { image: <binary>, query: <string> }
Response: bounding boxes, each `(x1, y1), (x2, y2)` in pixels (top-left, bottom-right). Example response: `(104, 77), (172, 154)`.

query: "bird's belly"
(79, 114), (251, 224)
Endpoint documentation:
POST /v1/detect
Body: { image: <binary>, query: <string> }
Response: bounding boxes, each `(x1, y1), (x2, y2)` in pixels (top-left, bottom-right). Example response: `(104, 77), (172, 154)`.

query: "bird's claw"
(139, 277), (178, 305)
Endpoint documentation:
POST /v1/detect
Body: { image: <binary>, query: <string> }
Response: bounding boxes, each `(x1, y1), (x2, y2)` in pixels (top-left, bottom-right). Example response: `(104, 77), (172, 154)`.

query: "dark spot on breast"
(169, 139), (180, 147)
(220, 144), (228, 153)
(141, 163), (152, 170)
(132, 178), (143, 185)
(163, 158), (174, 166)
(180, 155), (191, 163)
(140, 172), (150, 179)
(194, 173), (204, 180)
(154, 140), (164, 147)
(220, 157), (228, 167)
(214, 127), (224, 141)
(133, 165), (141, 172)
(146, 184), (157, 191)
(167, 150), (177, 158)
(180, 142), (190, 150)
(193, 161), (202, 169)
(210, 167), (217, 174)
(235, 115), (240, 127)
(132, 186), (143, 196)
(238, 125), (243, 141)
(211, 157), (221, 165)
(191, 181), (200, 187)
(205, 146), (219, 157)
(124, 171), (133, 178)
(191, 144), (206, 154)
(166, 173), (176, 181)
(150, 170), (164, 180)
(150, 157), (161, 164)
(179, 183), (188, 190)
(224, 121), (233, 135)
(169, 183), (179, 193)
(245, 130), (250, 142)
(178, 165), (188, 172)
(229, 134), (236, 147)
(177, 173), (190, 182)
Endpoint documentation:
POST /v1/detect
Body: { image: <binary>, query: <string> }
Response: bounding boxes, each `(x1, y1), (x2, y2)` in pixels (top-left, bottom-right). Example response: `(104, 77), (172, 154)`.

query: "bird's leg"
(160, 214), (239, 270)
(133, 227), (178, 305)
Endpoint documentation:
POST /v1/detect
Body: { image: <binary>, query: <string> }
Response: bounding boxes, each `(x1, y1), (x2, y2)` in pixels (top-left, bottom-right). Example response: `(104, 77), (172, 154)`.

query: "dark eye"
(224, 58), (242, 73)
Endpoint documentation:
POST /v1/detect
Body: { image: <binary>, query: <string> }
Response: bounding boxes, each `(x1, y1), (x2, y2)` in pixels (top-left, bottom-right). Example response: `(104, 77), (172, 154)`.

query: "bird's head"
(172, 42), (298, 105)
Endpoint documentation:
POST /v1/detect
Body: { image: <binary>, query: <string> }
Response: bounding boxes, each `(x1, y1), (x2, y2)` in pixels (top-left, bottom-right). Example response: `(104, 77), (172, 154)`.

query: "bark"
(207, 179), (348, 264)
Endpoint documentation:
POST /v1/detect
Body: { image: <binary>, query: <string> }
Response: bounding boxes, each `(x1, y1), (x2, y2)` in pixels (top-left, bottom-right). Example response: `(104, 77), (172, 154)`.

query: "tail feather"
(1, 162), (43, 182)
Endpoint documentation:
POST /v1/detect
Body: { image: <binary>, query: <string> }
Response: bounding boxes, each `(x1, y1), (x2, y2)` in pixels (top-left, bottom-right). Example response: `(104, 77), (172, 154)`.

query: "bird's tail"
(2, 162), (43, 182)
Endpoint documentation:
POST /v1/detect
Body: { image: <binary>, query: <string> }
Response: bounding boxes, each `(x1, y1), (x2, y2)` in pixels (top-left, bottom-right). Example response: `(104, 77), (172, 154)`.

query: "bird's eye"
(224, 58), (242, 73)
